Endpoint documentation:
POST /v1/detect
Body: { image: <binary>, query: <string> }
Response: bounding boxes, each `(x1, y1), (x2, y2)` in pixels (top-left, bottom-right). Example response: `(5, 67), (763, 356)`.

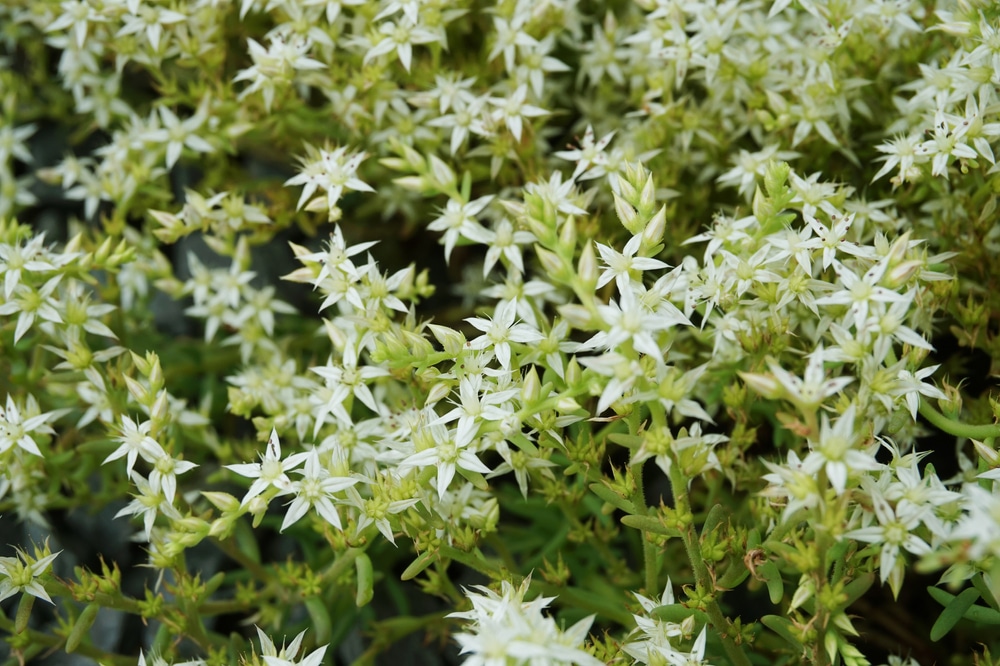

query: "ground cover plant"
(2, 0), (1000, 664)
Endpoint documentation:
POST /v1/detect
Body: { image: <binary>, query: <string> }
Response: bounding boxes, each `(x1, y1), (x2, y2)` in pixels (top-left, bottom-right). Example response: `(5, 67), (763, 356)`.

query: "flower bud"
(738, 371), (785, 400)
(639, 170), (656, 216)
(613, 193), (640, 234)
(425, 382), (451, 407)
(536, 246), (566, 280)
(884, 260), (922, 289)
(577, 242), (597, 288)
(428, 155), (456, 189)
(557, 304), (592, 328)
(566, 357), (582, 388)
(521, 366), (541, 403)
(558, 217), (577, 252)
(124, 375), (150, 406)
(150, 390), (169, 424)
(642, 205), (667, 250)
(201, 491), (241, 513)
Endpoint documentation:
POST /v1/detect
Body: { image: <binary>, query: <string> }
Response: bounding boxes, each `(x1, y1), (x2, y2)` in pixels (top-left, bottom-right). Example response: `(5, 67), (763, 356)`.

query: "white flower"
(281, 449), (359, 531)
(362, 19), (438, 72)
(449, 576), (603, 666)
(462, 217), (535, 277)
(554, 125), (616, 180)
(226, 428), (309, 507)
(427, 195), (493, 264)
(398, 422), (491, 500)
(103, 415), (165, 477)
(0, 394), (59, 457)
(142, 103), (214, 169)
(256, 626), (328, 666)
(769, 345), (854, 411)
(844, 487), (931, 588)
(487, 84), (548, 142)
(465, 300), (544, 369)
(801, 405), (881, 495)
(595, 234), (669, 293)
(137, 650), (205, 666)
(115, 472), (183, 539)
(284, 146), (373, 217)
(891, 364), (947, 421)
(0, 546), (61, 604)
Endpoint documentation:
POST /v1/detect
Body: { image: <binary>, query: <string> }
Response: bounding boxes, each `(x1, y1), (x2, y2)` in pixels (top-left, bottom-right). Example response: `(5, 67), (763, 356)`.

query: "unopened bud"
(536, 246), (566, 280)
(558, 304), (592, 328)
(565, 357), (582, 387)
(738, 371), (784, 400)
(425, 382), (451, 407)
(522, 366), (541, 403)
(578, 242), (598, 287)
(428, 324), (465, 355)
(614, 193), (641, 234)
(558, 218), (577, 251)
(642, 205), (667, 250)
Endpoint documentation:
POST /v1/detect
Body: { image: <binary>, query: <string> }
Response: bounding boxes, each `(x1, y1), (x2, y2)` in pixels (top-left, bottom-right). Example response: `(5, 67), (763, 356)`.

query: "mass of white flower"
(2, 0), (1000, 664)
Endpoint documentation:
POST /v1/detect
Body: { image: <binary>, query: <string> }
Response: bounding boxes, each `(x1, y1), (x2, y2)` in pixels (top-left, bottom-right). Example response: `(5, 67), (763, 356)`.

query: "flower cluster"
(2, 0), (1000, 665)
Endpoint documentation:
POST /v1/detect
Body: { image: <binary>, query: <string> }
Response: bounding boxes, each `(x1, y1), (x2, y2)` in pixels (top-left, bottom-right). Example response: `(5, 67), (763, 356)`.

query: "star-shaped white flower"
(225, 428), (309, 507)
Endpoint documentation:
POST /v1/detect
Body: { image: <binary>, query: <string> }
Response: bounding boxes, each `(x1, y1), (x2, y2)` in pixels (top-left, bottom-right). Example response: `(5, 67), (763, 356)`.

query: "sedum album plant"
(2, 0), (1000, 664)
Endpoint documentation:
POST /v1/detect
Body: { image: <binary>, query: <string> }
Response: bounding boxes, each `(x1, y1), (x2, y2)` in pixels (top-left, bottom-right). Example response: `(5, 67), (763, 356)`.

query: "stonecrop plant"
(3, 0), (1000, 664)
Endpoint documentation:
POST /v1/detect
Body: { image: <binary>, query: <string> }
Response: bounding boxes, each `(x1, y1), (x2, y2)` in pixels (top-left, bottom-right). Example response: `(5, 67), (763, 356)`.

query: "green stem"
(669, 464), (752, 666)
(0, 619), (134, 666)
(210, 536), (270, 582)
(918, 400), (1000, 439)
(631, 459), (659, 594)
(533, 581), (635, 627)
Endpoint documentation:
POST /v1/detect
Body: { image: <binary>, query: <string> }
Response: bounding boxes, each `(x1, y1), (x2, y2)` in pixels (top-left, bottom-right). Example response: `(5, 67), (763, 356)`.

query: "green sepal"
(762, 614), (803, 650)
(929, 586), (980, 641)
(305, 596), (332, 645)
(973, 572), (1000, 611)
(841, 573), (875, 607)
(589, 482), (636, 514)
(928, 586), (1000, 626)
(620, 514), (681, 537)
(758, 561), (784, 604)
(401, 551), (436, 581)
(716, 561), (750, 590)
(355, 553), (375, 607)
(66, 602), (100, 653)
(700, 503), (725, 539)
(650, 604), (710, 625)
(15, 593), (35, 634)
